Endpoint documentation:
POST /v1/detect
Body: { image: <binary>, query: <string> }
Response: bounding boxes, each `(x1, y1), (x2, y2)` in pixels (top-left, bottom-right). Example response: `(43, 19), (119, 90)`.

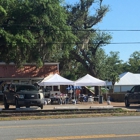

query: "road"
(0, 116), (140, 140)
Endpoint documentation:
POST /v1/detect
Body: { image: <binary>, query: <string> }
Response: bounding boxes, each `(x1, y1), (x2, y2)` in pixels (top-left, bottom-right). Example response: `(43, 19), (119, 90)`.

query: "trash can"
(107, 96), (111, 105)
(88, 96), (93, 103)
(99, 95), (103, 104)
(107, 96), (110, 101)
(72, 99), (76, 104)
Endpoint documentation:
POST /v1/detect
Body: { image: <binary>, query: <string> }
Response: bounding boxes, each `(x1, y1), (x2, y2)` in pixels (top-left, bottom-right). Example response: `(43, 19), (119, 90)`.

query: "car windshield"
(16, 85), (38, 92)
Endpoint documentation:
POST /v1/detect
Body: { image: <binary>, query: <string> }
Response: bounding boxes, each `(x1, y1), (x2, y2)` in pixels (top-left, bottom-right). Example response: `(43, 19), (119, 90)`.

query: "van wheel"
(40, 104), (43, 109)
(15, 99), (20, 108)
(125, 98), (130, 107)
(4, 98), (9, 110)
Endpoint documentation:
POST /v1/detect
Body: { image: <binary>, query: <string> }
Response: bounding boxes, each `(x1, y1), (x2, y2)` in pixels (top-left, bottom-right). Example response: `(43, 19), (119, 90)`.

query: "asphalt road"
(0, 116), (140, 140)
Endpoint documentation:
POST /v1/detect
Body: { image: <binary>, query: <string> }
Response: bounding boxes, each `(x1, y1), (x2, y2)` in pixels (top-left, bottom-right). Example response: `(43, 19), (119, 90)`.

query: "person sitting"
(55, 93), (58, 97)
(80, 94), (84, 102)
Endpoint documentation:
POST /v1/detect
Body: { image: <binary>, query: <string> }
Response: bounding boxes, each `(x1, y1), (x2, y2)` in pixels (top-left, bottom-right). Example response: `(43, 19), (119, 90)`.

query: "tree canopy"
(63, 0), (110, 76)
(0, 0), (76, 67)
(1, 0), (137, 94)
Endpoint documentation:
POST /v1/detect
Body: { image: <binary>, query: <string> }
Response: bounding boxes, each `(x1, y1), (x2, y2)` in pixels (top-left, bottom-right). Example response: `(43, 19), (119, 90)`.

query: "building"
(106, 72), (140, 93)
(0, 62), (59, 93)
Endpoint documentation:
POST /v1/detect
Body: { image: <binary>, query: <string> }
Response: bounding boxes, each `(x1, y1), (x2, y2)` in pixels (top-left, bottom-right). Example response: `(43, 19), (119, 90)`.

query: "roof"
(74, 74), (106, 86)
(107, 72), (140, 86)
(38, 73), (74, 86)
(0, 63), (59, 78)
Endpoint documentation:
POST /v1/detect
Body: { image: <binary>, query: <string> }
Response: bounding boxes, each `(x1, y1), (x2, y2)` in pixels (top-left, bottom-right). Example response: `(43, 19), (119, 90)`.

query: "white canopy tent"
(106, 72), (140, 92)
(74, 74), (106, 86)
(107, 72), (140, 86)
(74, 74), (106, 104)
(38, 73), (74, 86)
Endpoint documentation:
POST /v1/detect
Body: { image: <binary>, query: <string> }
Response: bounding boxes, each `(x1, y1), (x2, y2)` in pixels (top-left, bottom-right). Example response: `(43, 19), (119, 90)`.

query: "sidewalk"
(43, 101), (125, 110)
(1, 101), (139, 111)
(0, 101), (124, 110)
(41, 101), (140, 111)
(42, 102), (140, 112)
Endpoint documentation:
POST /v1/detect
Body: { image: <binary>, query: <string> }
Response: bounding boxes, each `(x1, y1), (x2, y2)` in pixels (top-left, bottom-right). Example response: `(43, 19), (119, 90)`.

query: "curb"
(90, 106), (114, 109)
(15, 107), (38, 111)
(54, 106), (79, 110)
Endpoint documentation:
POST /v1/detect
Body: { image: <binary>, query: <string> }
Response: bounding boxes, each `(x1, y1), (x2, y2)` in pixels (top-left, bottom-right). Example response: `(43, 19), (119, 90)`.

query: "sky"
(64, 0), (140, 62)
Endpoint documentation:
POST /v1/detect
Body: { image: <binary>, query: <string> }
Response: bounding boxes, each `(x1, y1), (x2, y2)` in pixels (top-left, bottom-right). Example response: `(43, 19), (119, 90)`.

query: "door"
(7, 85), (16, 104)
(135, 86), (140, 103)
(128, 86), (138, 103)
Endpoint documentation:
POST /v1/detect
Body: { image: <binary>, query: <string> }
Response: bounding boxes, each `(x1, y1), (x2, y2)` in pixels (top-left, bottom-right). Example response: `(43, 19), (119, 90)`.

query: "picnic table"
(50, 94), (69, 104)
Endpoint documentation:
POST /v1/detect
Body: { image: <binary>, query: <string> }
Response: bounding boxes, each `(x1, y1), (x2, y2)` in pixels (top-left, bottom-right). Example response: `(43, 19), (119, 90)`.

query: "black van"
(125, 85), (140, 107)
(3, 83), (44, 109)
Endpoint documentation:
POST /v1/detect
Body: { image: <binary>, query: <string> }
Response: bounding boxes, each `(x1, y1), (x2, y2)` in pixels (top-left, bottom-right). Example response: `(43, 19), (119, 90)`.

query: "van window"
(131, 86), (140, 93)
(134, 86), (140, 92)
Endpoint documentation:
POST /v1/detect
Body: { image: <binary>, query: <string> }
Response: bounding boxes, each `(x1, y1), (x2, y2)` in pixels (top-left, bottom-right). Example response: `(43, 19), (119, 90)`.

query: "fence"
(103, 93), (126, 102)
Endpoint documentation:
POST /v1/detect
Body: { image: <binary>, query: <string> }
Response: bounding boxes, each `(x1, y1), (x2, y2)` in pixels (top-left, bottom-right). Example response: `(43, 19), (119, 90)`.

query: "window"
(16, 85), (37, 92)
(45, 86), (52, 92)
(134, 86), (140, 92)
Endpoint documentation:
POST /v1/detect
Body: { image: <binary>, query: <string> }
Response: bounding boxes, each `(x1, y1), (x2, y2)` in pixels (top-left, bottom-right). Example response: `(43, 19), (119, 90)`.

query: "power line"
(108, 42), (140, 44)
(0, 42), (140, 45)
(97, 30), (140, 32)
(1, 25), (140, 32)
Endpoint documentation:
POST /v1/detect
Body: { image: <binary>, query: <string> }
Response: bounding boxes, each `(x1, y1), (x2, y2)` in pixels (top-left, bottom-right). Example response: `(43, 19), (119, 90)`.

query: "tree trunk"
(112, 84), (114, 93)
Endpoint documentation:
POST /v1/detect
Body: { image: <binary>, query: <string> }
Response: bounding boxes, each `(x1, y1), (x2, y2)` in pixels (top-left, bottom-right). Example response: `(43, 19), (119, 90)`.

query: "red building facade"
(0, 62), (59, 85)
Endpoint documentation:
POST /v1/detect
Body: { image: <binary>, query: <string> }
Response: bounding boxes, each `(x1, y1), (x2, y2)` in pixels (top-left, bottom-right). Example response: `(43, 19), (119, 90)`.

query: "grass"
(0, 100), (139, 121)
(0, 109), (139, 121)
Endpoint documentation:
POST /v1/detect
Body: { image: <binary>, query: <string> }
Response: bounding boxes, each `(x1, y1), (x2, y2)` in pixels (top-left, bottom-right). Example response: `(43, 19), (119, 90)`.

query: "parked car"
(3, 83), (44, 109)
(125, 85), (140, 107)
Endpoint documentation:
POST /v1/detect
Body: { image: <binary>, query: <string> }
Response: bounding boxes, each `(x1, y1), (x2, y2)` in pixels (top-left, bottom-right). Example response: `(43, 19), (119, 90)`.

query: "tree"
(64, 0), (110, 95)
(0, 0), (76, 67)
(126, 51), (140, 73)
(105, 51), (123, 92)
